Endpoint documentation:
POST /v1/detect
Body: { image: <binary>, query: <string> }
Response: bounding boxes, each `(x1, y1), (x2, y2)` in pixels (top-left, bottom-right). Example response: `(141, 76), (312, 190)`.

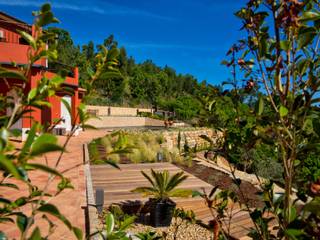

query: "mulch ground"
(175, 160), (263, 208)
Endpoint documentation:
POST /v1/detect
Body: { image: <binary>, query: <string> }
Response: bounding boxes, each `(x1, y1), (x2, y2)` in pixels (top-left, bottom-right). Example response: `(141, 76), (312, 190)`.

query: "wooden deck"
(90, 162), (254, 239)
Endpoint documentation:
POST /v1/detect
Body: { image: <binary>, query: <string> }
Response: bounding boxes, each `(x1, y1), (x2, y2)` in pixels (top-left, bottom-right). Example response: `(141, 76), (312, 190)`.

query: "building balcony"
(0, 42), (78, 87)
(47, 62), (79, 86)
(0, 42), (46, 67)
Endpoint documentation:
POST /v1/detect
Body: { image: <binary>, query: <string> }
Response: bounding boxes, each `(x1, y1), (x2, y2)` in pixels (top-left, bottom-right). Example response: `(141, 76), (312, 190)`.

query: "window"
(0, 30), (6, 42)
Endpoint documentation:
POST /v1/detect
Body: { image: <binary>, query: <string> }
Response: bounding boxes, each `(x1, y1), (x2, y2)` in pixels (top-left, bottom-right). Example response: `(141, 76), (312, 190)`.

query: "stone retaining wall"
(163, 128), (222, 150)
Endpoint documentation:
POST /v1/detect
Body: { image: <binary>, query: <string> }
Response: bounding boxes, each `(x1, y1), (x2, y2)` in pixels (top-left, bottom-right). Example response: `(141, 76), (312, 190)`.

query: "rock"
(128, 218), (211, 240)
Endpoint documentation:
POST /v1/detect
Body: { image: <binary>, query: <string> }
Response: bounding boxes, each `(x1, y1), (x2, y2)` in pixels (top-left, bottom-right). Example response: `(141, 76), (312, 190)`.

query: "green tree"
(207, 0), (320, 238)
(49, 30), (215, 119)
(47, 27), (83, 74)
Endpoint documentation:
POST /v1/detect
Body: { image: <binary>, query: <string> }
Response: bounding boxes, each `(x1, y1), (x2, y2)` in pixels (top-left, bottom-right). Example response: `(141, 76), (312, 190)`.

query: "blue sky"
(0, 0), (247, 85)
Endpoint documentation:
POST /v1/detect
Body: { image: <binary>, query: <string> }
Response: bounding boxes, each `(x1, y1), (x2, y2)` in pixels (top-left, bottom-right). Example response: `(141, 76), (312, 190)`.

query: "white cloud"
(124, 42), (212, 51)
(0, 0), (174, 20)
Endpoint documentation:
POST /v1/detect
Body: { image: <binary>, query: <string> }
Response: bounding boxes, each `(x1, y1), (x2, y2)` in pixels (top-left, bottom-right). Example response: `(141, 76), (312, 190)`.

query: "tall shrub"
(208, 0), (320, 238)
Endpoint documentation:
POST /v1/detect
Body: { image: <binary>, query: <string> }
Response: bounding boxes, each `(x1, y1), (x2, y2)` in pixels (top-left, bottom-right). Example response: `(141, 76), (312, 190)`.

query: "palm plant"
(132, 169), (192, 227)
(132, 169), (192, 202)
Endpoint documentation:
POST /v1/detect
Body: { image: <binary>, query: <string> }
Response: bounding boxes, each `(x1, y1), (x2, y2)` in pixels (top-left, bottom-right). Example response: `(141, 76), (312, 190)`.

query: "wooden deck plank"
(90, 162), (252, 239)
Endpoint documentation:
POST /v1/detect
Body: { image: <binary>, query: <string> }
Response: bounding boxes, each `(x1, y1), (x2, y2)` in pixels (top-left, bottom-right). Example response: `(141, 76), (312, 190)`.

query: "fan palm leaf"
(168, 189), (193, 198)
(132, 169), (192, 201)
(132, 187), (159, 197)
(166, 172), (188, 192)
(141, 170), (155, 187)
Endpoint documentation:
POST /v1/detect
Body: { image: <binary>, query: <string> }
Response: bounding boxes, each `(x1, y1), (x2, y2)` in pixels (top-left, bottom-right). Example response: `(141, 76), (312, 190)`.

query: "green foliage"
(204, 0), (320, 239)
(173, 208), (196, 224)
(47, 27), (83, 76)
(193, 187), (238, 238)
(89, 131), (135, 168)
(108, 205), (136, 232)
(162, 147), (184, 164)
(0, 4), (117, 239)
(135, 231), (162, 240)
(206, 93), (260, 172)
(100, 213), (130, 240)
(0, 5), (83, 239)
(96, 207), (163, 240)
(296, 153), (320, 195)
(138, 111), (165, 120)
(160, 95), (202, 121)
(250, 143), (283, 184)
(132, 169), (192, 201)
(89, 130), (168, 164)
(50, 30), (214, 120)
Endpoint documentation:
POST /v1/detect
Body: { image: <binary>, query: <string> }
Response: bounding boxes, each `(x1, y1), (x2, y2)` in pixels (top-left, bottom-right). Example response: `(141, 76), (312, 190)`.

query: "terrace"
(1, 1), (318, 239)
(89, 163), (254, 239)
(87, 130), (257, 239)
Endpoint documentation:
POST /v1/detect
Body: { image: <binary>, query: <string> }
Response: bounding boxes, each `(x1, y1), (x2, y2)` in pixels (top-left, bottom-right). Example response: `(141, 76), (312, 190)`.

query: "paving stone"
(0, 129), (110, 239)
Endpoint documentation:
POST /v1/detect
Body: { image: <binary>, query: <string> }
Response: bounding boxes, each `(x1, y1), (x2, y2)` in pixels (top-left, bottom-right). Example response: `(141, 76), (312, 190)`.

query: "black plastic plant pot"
(149, 199), (176, 227)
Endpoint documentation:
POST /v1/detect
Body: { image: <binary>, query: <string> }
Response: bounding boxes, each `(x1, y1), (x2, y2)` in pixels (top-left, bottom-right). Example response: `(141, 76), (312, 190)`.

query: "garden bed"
(89, 130), (263, 208)
(91, 145), (262, 207)
(128, 218), (212, 240)
(175, 160), (263, 208)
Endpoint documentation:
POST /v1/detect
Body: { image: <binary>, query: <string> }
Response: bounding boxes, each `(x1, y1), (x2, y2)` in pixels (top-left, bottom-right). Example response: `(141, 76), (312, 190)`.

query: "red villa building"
(0, 11), (84, 139)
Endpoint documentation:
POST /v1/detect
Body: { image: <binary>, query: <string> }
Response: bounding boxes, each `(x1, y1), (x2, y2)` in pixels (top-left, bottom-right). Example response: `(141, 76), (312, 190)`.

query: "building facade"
(0, 11), (84, 139)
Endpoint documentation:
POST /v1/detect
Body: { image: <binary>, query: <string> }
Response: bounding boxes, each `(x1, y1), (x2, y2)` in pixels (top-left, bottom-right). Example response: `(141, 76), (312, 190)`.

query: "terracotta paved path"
(0, 129), (110, 240)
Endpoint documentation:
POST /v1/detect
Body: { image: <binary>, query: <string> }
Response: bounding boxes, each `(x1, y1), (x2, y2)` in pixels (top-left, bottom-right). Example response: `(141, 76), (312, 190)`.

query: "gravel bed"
(127, 218), (212, 240)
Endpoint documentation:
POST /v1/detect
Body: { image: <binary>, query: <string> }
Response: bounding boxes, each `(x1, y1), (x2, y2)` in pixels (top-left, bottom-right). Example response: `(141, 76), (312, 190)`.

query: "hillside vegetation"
(48, 30), (215, 120)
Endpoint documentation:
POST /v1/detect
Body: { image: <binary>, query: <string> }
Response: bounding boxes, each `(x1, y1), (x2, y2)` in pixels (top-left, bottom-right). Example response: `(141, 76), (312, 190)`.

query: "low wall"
(163, 128), (222, 150)
(172, 122), (188, 127)
(145, 117), (165, 127)
(86, 105), (153, 117)
(83, 144), (100, 239)
(87, 116), (164, 128)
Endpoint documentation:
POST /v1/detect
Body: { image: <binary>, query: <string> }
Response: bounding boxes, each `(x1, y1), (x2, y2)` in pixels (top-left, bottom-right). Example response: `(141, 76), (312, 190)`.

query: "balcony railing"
(47, 61), (75, 78)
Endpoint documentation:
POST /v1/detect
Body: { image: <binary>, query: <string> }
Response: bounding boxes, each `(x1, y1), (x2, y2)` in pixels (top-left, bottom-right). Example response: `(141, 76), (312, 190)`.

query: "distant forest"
(47, 28), (217, 120)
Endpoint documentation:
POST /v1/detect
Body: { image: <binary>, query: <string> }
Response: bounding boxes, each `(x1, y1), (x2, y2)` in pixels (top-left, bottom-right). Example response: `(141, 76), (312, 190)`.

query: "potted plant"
(132, 169), (192, 227)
